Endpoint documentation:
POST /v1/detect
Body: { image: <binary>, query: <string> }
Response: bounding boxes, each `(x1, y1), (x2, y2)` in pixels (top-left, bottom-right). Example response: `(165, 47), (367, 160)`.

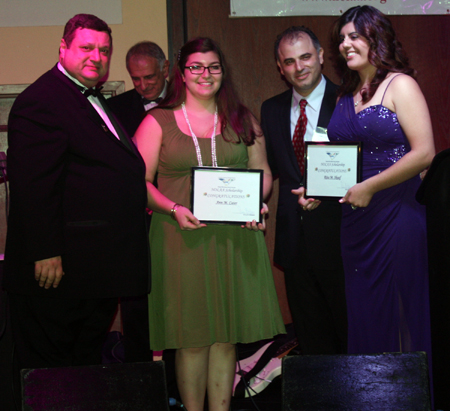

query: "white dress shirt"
(143, 81), (168, 111)
(290, 75), (329, 142)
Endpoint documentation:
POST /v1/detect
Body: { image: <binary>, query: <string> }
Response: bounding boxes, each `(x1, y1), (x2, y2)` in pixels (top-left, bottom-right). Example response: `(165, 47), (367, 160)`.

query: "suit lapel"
(317, 77), (338, 128)
(97, 93), (134, 152)
(279, 90), (303, 180)
(84, 99), (136, 153)
(132, 89), (146, 116)
(51, 65), (137, 155)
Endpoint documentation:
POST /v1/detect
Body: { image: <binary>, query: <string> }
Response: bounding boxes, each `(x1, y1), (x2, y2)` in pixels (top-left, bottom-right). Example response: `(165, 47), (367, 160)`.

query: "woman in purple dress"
(302, 5), (435, 360)
(329, 5), (435, 358)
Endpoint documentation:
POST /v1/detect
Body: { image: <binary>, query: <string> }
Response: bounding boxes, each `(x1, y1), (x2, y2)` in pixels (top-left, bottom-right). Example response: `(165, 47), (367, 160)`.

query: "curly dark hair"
(330, 5), (415, 102)
(157, 37), (260, 146)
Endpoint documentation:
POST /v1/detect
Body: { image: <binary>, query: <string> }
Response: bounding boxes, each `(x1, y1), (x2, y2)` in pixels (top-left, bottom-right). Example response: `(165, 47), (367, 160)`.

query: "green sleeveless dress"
(148, 108), (285, 350)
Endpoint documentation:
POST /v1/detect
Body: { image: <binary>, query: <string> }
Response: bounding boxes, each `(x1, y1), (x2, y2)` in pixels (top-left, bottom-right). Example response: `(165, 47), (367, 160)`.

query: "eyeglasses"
(184, 65), (222, 75)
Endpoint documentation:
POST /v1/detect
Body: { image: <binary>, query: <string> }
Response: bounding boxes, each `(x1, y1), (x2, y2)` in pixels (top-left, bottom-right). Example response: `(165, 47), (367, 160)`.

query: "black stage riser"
(282, 352), (431, 411)
(21, 361), (169, 411)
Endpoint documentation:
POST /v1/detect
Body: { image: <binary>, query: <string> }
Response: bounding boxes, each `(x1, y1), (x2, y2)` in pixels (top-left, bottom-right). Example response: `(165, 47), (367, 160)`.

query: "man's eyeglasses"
(184, 65), (222, 75)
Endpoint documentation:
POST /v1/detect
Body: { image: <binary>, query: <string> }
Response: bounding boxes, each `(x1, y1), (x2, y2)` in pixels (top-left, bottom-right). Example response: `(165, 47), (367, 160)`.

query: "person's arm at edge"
(8, 97), (67, 289)
(244, 116), (272, 231)
(134, 113), (205, 230)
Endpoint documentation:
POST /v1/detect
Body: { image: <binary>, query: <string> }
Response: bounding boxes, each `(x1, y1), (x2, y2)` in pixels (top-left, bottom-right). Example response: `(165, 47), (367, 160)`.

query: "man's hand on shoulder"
(35, 256), (65, 289)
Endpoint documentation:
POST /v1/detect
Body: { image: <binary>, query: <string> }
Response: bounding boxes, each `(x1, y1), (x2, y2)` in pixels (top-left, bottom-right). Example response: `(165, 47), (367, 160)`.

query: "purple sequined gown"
(328, 92), (432, 359)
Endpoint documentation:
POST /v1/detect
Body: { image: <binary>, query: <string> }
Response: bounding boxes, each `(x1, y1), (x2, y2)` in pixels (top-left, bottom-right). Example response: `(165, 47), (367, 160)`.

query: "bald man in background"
(108, 41), (169, 138)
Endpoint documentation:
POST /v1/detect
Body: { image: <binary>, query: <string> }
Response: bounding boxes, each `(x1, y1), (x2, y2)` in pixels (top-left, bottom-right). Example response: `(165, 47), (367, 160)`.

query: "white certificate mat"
(305, 142), (361, 200)
(191, 167), (263, 224)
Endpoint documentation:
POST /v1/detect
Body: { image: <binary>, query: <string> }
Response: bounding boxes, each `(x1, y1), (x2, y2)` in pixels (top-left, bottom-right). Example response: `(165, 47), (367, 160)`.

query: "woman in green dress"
(135, 37), (285, 411)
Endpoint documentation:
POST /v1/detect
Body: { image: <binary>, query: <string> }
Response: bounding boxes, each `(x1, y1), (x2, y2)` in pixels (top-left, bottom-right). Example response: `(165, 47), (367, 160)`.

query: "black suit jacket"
(4, 65), (150, 299)
(261, 78), (342, 270)
(416, 148), (450, 292)
(108, 88), (146, 137)
(416, 149), (450, 410)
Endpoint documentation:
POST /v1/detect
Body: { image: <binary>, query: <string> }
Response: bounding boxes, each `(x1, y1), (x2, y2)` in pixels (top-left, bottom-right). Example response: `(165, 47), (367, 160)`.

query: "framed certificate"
(305, 142), (362, 200)
(191, 167), (263, 224)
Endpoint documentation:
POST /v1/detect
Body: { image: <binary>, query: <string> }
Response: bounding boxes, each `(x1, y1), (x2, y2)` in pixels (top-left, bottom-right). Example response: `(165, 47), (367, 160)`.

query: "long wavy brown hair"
(330, 6), (415, 102)
(158, 37), (259, 146)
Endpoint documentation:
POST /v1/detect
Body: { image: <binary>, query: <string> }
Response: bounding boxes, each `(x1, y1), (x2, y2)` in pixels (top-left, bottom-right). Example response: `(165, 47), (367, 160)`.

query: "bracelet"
(170, 203), (183, 220)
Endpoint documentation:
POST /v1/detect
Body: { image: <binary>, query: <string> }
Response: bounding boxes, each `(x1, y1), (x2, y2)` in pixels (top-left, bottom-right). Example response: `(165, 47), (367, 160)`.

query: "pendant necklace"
(354, 98), (363, 107)
(182, 102), (218, 167)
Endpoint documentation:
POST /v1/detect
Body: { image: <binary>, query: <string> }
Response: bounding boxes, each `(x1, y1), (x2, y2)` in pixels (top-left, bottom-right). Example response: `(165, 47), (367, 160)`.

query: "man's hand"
(291, 186), (321, 211)
(35, 256), (64, 289)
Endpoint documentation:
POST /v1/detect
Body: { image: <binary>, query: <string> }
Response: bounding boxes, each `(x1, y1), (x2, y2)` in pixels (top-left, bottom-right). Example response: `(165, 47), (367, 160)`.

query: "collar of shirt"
(57, 62), (120, 140)
(290, 75), (327, 142)
(142, 80), (168, 111)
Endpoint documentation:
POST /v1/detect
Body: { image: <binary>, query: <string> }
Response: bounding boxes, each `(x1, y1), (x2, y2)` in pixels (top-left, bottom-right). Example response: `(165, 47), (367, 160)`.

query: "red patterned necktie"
(292, 99), (308, 175)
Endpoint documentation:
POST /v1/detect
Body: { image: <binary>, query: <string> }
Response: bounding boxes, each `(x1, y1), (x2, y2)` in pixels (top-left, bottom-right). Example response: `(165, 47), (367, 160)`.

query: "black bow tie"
(83, 86), (103, 98)
(142, 97), (163, 105)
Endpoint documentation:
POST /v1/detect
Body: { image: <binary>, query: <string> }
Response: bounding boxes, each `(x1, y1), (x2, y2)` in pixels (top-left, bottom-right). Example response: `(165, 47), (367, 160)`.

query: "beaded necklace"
(181, 102), (218, 167)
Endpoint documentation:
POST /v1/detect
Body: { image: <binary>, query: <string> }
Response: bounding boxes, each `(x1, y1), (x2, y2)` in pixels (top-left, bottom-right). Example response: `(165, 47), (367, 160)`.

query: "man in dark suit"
(417, 149), (450, 410)
(108, 41), (168, 363)
(4, 14), (150, 392)
(261, 26), (347, 354)
(108, 41), (169, 138)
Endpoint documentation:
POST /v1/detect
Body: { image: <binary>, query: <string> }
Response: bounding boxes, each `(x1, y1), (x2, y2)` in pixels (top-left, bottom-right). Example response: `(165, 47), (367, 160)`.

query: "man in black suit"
(108, 41), (168, 363)
(261, 26), (347, 354)
(108, 41), (169, 137)
(4, 14), (150, 392)
(417, 149), (450, 410)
